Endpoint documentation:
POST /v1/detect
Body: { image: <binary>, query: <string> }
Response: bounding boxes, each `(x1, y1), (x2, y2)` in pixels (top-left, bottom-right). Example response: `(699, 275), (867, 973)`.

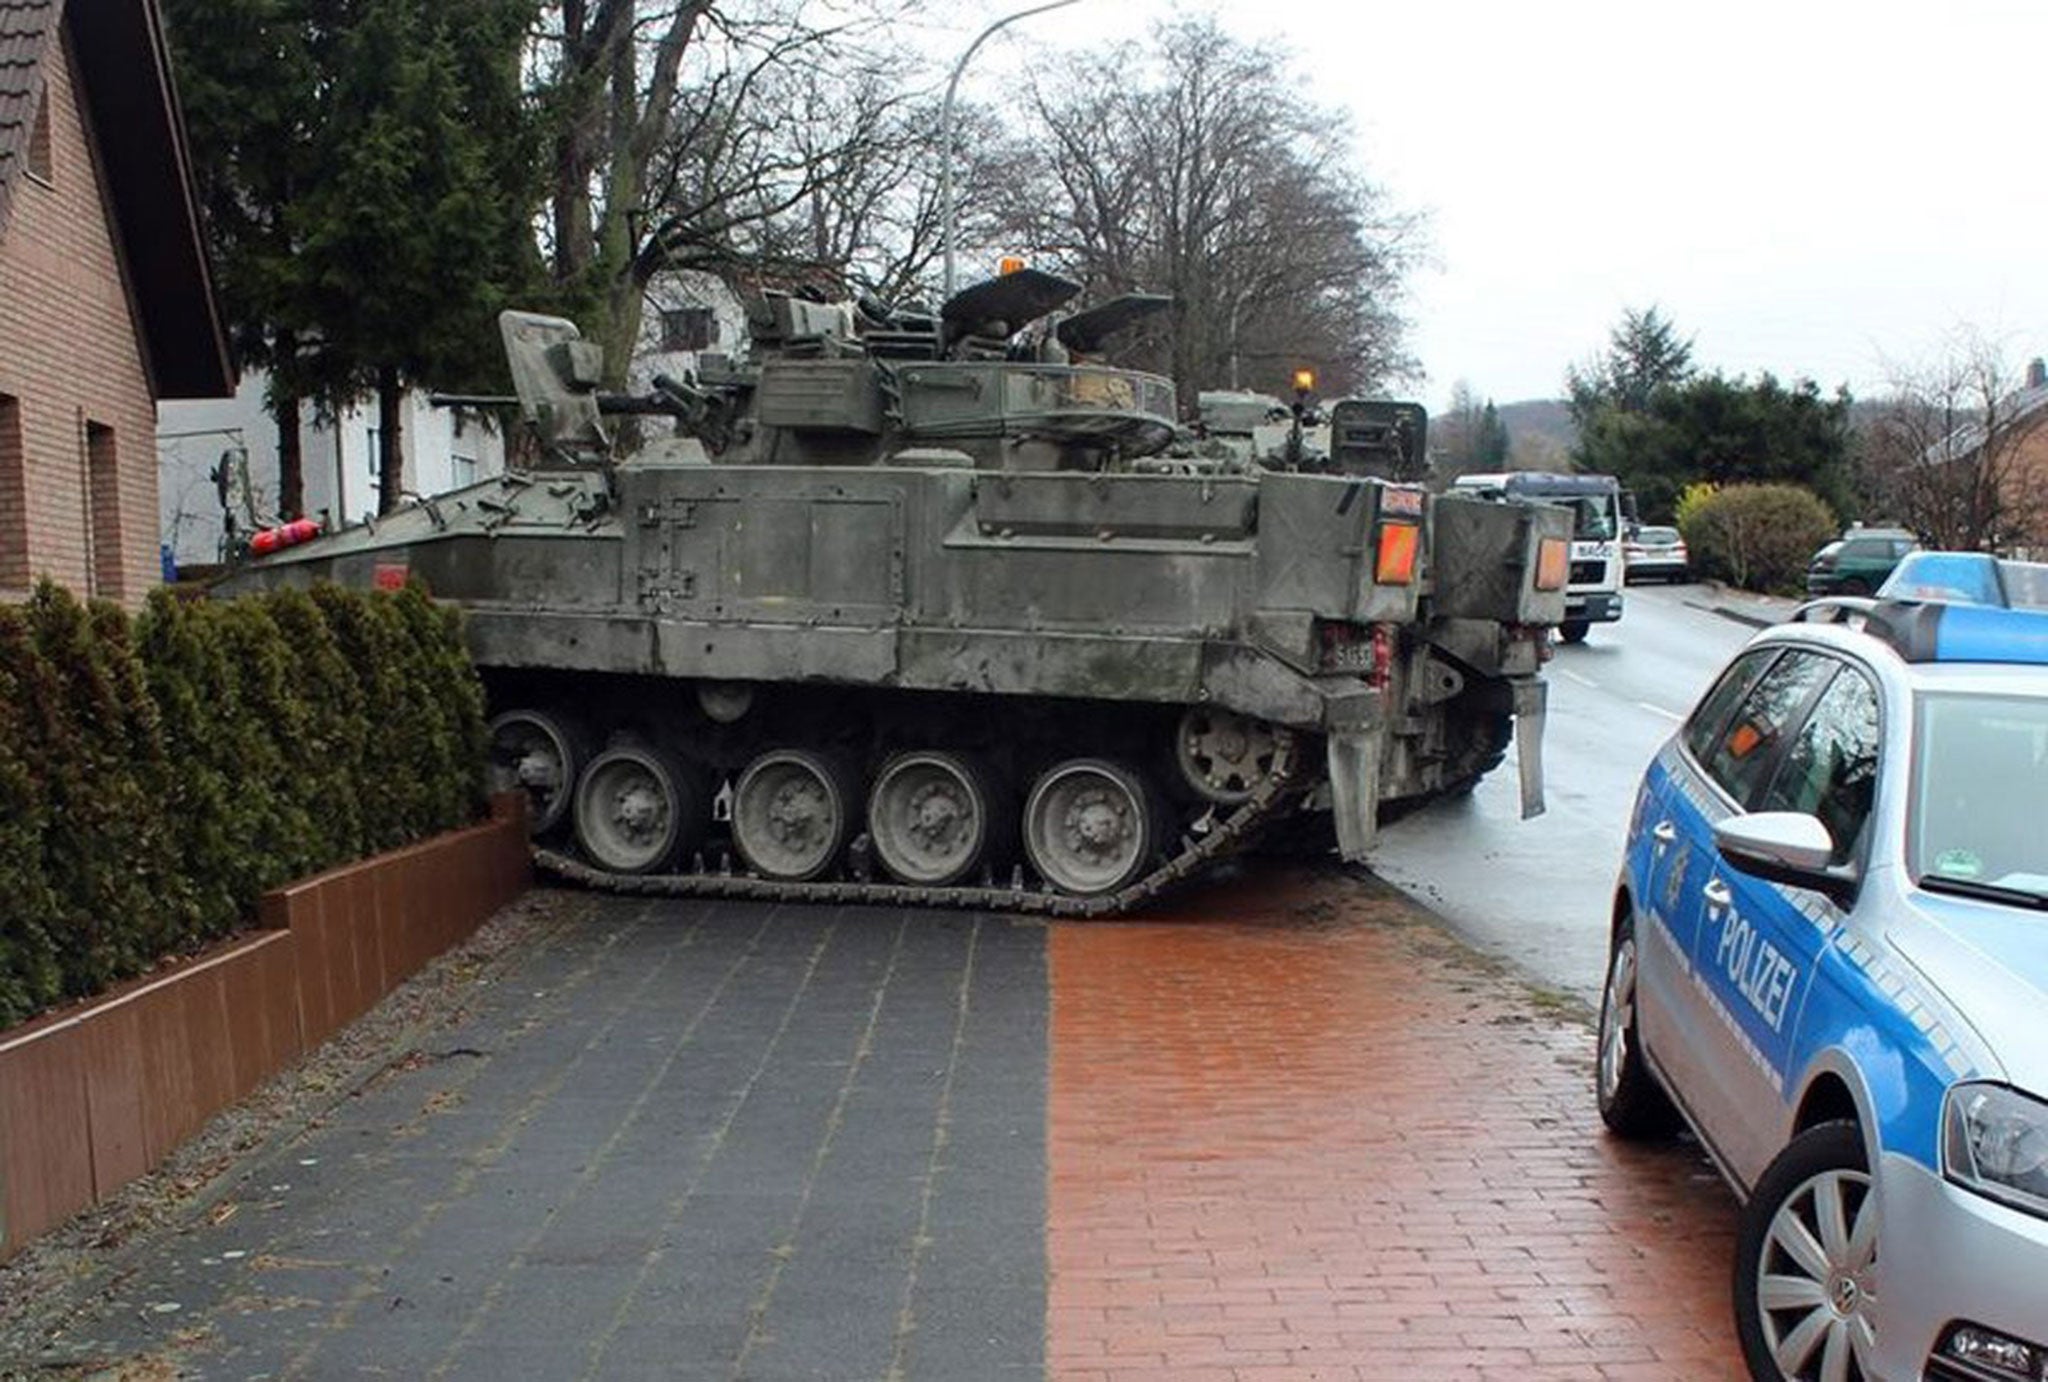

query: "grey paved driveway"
(36, 896), (1047, 1381)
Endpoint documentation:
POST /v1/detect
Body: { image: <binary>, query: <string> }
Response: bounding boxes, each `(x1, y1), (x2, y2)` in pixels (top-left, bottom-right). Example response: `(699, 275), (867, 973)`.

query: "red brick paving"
(1047, 870), (1744, 1381)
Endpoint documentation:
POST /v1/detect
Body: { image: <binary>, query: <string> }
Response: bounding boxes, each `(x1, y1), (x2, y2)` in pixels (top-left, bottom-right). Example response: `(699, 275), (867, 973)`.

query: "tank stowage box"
(219, 271), (1570, 914)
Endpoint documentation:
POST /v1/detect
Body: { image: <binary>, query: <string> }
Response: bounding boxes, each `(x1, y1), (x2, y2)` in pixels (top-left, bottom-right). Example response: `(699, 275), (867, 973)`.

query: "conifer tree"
(22, 584), (187, 992)
(0, 607), (62, 1026)
(265, 586), (369, 867)
(136, 591), (244, 938)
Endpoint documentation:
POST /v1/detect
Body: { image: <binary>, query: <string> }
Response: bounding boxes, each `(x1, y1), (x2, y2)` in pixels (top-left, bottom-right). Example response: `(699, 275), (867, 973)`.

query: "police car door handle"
(1702, 878), (1731, 909)
(1652, 821), (1677, 845)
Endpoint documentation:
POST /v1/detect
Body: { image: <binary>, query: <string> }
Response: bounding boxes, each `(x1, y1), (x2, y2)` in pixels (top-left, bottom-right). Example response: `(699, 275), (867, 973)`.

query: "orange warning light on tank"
(1375, 521), (1419, 586)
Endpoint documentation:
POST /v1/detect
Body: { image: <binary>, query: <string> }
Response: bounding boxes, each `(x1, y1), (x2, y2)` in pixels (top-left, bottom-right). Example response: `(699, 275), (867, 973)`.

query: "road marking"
(1638, 701), (1682, 721)
(1556, 668), (1597, 688)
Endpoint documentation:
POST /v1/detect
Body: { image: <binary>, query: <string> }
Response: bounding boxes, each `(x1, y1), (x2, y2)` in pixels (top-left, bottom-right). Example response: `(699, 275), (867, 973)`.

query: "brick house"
(2003, 360), (2048, 556)
(0, 0), (230, 603)
(1916, 357), (2048, 557)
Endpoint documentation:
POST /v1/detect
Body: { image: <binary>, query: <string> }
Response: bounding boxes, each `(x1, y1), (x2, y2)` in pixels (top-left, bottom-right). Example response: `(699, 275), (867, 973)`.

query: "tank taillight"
(1375, 521), (1419, 586)
(1534, 536), (1570, 591)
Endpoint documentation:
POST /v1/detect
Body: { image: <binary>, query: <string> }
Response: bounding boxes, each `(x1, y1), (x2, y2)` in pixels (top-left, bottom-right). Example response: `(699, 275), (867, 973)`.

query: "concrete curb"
(1684, 582), (1800, 631)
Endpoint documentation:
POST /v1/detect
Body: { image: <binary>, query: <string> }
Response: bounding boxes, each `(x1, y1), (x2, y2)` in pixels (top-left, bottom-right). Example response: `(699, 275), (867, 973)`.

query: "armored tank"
(217, 270), (1570, 915)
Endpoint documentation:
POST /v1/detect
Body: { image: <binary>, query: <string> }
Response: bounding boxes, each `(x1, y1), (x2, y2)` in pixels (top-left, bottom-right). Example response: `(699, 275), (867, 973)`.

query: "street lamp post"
(940, 0), (1080, 296)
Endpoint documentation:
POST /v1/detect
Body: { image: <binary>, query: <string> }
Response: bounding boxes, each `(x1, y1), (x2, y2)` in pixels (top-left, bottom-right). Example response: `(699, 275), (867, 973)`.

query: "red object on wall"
(248, 519), (321, 555)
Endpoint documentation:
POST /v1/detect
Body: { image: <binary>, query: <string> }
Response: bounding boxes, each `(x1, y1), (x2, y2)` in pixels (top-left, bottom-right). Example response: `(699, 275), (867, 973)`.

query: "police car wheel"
(1734, 1121), (1878, 1382)
(1595, 916), (1681, 1139)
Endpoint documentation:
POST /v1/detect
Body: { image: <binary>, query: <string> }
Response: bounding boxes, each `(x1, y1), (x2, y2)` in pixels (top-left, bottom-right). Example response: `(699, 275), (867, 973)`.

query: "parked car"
(1806, 528), (1919, 597)
(1624, 525), (1691, 583)
(1597, 594), (2048, 1382)
(1877, 550), (2048, 610)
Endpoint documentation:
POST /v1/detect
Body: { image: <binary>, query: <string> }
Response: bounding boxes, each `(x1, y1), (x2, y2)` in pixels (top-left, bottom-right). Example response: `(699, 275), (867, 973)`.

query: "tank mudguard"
(1513, 675), (1547, 820)
(1327, 728), (1382, 859)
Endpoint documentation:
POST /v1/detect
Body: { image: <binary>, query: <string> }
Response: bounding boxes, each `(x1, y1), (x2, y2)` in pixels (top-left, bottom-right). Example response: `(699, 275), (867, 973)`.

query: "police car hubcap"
(1598, 939), (1637, 1102)
(1757, 1167), (1877, 1380)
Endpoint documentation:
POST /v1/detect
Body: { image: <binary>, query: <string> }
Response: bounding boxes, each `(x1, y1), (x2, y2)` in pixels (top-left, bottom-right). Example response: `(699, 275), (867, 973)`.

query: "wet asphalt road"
(1368, 582), (1759, 1004)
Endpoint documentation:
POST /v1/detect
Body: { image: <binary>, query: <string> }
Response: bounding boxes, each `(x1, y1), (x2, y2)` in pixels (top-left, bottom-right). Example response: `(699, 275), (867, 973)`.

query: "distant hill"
(1496, 398), (1573, 447)
(1495, 398), (1575, 468)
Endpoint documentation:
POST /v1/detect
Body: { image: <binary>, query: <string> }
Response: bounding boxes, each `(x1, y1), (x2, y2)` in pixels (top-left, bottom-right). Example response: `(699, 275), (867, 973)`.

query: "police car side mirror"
(1714, 812), (1861, 908)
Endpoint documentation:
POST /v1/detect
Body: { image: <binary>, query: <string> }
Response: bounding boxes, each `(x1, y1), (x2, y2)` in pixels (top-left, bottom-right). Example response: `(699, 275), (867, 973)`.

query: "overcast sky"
(924, 0), (2048, 411)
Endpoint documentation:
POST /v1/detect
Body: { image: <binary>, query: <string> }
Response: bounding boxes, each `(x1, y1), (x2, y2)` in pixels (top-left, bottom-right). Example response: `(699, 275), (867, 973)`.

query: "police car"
(1597, 594), (2048, 1382)
(1878, 550), (2048, 611)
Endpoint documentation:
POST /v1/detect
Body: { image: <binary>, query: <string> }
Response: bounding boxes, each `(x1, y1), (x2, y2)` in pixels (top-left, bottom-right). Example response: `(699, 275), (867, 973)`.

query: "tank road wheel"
(1023, 759), (1159, 898)
(572, 746), (707, 875)
(486, 709), (586, 836)
(1174, 707), (1280, 805)
(867, 751), (1002, 886)
(732, 749), (859, 881)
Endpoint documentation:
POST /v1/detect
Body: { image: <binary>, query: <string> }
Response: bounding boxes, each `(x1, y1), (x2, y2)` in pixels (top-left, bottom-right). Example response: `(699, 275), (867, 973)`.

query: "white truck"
(1450, 471), (1626, 643)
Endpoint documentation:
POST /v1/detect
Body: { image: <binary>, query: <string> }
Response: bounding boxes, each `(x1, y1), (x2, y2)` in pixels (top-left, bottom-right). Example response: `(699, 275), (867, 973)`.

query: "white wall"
(158, 371), (506, 569)
(632, 270), (748, 390)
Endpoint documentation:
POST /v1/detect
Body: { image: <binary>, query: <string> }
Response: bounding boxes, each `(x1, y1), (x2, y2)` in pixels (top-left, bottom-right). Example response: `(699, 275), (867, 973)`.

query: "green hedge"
(0, 579), (487, 1028)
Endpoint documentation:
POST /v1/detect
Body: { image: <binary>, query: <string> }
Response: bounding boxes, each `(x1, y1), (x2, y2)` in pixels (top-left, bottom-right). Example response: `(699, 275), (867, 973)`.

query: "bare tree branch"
(1860, 330), (2048, 551)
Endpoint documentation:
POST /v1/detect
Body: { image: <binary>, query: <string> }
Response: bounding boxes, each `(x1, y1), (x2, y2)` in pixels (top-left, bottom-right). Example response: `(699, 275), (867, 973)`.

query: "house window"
(0, 394), (24, 586)
(86, 421), (122, 598)
(28, 92), (52, 181)
(660, 307), (717, 353)
(451, 453), (477, 489)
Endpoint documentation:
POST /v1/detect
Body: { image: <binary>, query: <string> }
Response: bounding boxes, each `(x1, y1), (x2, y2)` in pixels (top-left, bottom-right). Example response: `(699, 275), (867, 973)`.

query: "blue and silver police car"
(1597, 594), (2048, 1382)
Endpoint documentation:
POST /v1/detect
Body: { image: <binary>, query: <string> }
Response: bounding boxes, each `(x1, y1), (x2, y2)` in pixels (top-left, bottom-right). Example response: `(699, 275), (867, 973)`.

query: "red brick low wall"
(0, 797), (531, 1261)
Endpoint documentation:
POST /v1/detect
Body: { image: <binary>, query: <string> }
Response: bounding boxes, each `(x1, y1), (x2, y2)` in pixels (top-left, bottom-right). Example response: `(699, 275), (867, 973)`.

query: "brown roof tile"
(0, 0), (228, 398)
(0, 0), (61, 221)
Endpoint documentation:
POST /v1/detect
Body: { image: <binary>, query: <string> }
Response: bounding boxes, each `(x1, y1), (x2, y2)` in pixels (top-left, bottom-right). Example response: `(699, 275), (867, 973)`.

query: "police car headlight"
(1943, 1083), (2048, 1219)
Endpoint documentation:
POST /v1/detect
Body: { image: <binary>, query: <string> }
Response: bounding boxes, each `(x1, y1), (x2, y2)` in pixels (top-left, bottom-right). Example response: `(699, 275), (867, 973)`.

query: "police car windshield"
(1912, 692), (2048, 903)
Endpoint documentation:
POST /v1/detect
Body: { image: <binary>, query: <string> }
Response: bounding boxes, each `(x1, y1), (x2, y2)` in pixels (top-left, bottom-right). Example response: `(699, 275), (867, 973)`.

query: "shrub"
(12, 584), (190, 995)
(395, 583), (487, 833)
(0, 580), (489, 1028)
(266, 586), (369, 866)
(1673, 481), (1718, 533)
(313, 584), (421, 851)
(1680, 483), (1836, 594)
(136, 592), (245, 940)
(0, 607), (62, 1027)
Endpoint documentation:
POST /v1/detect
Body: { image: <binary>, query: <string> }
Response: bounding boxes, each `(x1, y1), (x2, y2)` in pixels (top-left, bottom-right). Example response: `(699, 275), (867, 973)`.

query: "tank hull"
(216, 298), (1568, 910)
(219, 453), (1566, 908)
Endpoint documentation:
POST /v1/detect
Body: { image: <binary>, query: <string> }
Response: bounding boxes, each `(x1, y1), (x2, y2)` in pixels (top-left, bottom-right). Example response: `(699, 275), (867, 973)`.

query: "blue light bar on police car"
(1932, 602), (2048, 665)
(1864, 599), (2048, 665)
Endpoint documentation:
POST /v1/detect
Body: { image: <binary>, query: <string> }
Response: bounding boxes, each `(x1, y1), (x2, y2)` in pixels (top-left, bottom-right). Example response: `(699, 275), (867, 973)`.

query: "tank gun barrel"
(596, 391), (694, 417)
(428, 393), (520, 409)
(431, 388), (703, 420)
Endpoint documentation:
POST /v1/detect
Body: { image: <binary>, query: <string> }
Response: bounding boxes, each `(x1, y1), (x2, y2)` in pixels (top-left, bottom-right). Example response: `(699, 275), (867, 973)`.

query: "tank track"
(533, 731), (1302, 918)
